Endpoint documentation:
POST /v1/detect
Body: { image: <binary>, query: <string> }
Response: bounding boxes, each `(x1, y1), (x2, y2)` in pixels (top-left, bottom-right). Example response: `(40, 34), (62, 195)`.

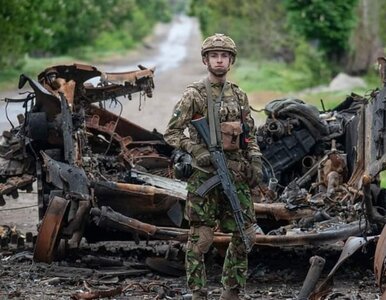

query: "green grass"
(0, 55), (88, 91)
(0, 31), (141, 91)
(232, 59), (332, 93)
(0, 50), (131, 91)
(232, 59), (381, 110)
(296, 87), (375, 110)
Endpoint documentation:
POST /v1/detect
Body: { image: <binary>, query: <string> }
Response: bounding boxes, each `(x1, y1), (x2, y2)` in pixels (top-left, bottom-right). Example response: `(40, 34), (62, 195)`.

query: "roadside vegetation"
(1, 0), (385, 109)
(0, 0), (184, 90)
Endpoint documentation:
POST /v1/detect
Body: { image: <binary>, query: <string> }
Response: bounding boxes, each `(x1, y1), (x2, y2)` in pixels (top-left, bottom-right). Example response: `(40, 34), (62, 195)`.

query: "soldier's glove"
(245, 156), (263, 188)
(191, 145), (211, 167)
(171, 149), (193, 179)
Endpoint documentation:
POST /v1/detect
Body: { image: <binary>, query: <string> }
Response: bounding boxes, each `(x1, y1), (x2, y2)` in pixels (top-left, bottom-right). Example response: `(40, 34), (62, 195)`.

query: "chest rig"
(190, 78), (249, 151)
(204, 78), (242, 151)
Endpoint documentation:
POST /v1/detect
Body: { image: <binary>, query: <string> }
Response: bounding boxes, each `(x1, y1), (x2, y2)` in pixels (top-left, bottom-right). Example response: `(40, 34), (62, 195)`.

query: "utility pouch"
(220, 121), (243, 151)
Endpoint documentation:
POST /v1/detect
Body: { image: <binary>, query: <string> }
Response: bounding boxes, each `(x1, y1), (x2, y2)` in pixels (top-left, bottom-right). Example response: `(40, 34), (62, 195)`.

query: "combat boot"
(219, 288), (240, 300)
(192, 289), (208, 300)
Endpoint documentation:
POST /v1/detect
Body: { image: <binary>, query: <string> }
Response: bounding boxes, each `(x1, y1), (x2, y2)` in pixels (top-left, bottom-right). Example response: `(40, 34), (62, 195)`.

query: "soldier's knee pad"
(190, 226), (214, 254)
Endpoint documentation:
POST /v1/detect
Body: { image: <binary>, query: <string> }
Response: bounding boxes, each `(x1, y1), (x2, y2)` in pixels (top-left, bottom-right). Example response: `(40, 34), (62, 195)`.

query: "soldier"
(164, 33), (262, 300)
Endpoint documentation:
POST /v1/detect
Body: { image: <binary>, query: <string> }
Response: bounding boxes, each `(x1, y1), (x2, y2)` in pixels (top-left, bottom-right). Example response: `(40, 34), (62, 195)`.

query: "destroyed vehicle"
(0, 61), (385, 274)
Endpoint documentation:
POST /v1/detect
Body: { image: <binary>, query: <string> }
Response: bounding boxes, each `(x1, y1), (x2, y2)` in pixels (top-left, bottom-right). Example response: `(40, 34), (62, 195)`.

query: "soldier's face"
(204, 51), (232, 76)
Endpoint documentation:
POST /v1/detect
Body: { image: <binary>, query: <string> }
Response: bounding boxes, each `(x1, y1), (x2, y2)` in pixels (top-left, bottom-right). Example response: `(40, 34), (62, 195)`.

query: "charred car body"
(0, 60), (385, 294)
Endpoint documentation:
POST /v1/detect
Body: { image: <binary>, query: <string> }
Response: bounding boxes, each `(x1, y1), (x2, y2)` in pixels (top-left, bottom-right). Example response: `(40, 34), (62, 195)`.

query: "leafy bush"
(284, 0), (358, 63)
(233, 57), (330, 94)
(0, 0), (174, 69)
(291, 39), (331, 86)
(190, 0), (293, 61)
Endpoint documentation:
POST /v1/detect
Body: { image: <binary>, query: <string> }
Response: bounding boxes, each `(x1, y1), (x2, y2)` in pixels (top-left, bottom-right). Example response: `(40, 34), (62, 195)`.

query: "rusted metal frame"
(0, 174), (34, 200)
(38, 64), (101, 86)
(310, 235), (378, 299)
(72, 286), (124, 300)
(41, 151), (90, 199)
(39, 149), (91, 250)
(107, 171), (313, 222)
(62, 200), (91, 248)
(214, 221), (366, 247)
(85, 111), (166, 165)
(130, 169), (188, 198)
(363, 175), (386, 224)
(58, 92), (75, 165)
(368, 84), (386, 177)
(374, 225), (386, 292)
(361, 81), (386, 224)
(347, 103), (366, 188)
(33, 196), (70, 263)
(91, 206), (158, 236)
(114, 182), (186, 200)
(91, 205), (366, 247)
(297, 256), (326, 300)
(295, 156), (321, 188)
(86, 115), (134, 161)
(83, 69), (155, 102)
(19, 74), (62, 122)
(86, 105), (162, 142)
(253, 203), (314, 221)
(100, 68), (154, 85)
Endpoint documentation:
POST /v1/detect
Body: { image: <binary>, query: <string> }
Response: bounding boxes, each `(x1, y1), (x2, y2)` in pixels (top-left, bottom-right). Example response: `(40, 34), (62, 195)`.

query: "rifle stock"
(191, 117), (254, 252)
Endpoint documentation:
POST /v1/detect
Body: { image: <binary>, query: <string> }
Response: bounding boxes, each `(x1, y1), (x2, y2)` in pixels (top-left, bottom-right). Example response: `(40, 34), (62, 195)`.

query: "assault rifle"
(191, 116), (254, 252)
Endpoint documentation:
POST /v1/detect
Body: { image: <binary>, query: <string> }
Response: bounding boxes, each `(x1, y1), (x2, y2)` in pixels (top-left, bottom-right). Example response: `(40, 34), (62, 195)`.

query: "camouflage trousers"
(185, 169), (256, 292)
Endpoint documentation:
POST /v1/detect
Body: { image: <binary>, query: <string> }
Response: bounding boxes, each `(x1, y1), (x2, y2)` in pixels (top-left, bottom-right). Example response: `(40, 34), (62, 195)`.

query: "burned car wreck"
(0, 60), (386, 296)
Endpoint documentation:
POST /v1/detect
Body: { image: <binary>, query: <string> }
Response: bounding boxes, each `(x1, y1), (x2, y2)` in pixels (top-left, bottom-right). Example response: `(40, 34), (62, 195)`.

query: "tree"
(347, 0), (383, 75)
(284, 0), (358, 65)
(0, 0), (31, 68)
(190, 0), (291, 60)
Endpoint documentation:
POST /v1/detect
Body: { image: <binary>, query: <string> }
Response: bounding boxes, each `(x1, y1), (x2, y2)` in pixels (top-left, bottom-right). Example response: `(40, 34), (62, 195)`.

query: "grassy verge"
(232, 59), (327, 93)
(0, 28), (148, 91)
(232, 59), (381, 109)
(0, 56), (86, 91)
(0, 49), (136, 91)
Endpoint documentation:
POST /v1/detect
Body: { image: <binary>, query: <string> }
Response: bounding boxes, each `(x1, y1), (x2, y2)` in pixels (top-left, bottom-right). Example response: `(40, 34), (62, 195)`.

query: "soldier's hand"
(171, 149), (193, 179)
(246, 156), (262, 188)
(191, 145), (211, 167)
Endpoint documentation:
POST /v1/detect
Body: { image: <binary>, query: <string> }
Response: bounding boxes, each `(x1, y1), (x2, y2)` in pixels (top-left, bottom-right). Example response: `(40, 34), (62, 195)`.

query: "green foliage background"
(1, 0), (386, 92)
(0, 0), (173, 69)
(284, 0), (358, 62)
(190, 0), (291, 61)
(190, 0), (386, 91)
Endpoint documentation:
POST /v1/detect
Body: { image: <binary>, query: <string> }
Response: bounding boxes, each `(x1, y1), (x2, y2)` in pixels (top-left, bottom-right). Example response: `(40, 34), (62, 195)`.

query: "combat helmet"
(201, 33), (237, 62)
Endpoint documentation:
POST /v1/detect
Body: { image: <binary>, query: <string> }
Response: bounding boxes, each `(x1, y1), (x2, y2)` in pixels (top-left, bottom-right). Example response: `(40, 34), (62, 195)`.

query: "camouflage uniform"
(164, 79), (262, 293)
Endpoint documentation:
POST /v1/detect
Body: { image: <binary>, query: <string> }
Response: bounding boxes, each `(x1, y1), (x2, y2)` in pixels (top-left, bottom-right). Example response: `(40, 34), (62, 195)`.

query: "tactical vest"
(187, 80), (248, 160)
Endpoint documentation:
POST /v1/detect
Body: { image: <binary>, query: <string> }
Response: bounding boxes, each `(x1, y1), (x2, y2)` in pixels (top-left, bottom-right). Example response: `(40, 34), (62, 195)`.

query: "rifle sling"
(204, 78), (226, 149)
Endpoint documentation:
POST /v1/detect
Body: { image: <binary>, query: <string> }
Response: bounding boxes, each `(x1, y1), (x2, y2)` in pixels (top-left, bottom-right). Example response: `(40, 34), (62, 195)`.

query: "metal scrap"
(297, 256), (325, 300)
(375, 225), (386, 293)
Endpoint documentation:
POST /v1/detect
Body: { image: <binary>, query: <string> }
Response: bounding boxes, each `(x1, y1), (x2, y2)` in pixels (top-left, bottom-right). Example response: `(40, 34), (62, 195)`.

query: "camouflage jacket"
(164, 78), (262, 170)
